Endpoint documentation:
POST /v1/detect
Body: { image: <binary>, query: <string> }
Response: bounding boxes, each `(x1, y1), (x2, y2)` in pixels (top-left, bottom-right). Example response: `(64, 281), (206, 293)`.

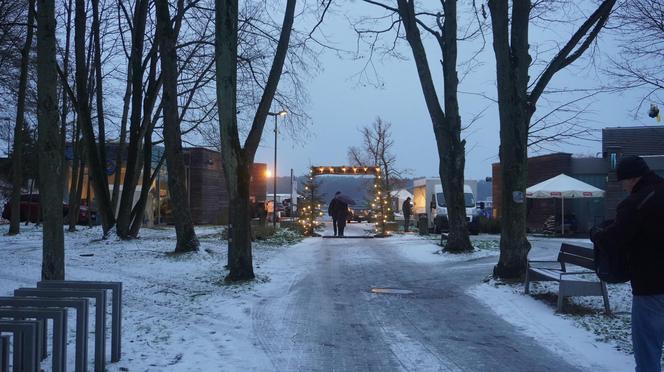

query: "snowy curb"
(467, 283), (634, 371)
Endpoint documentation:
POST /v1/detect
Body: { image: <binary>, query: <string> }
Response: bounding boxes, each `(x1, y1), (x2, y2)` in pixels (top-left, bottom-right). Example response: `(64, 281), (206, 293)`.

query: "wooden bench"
(525, 243), (611, 313)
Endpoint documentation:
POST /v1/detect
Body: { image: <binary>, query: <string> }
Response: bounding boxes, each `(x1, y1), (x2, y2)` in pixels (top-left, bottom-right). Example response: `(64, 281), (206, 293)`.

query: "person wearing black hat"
(328, 191), (349, 237)
(592, 155), (664, 371)
(328, 191), (341, 236)
(402, 197), (413, 232)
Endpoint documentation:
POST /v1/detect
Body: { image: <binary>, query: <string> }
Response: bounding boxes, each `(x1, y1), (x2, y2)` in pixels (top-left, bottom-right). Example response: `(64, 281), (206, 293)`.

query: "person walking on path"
(328, 192), (340, 236)
(328, 191), (349, 237)
(402, 197), (413, 232)
(592, 155), (664, 372)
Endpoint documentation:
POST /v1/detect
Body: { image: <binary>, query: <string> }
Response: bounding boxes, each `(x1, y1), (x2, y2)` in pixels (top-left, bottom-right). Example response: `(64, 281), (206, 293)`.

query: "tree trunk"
(226, 162), (254, 281)
(36, 0), (64, 280)
(74, 0), (115, 235)
(69, 158), (86, 231)
(129, 155), (165, 237)
(216, 0), (296, 280)
(215, 0), (249, 281)
(489, 0), (534, 278)
(60, 0), (72, 204)
(128, 53), (160, 237)
(112, 63), (132, 216)
(128, 125), (154, 237)
(25, 178), (35, 226)
(439, 0), (471, 252)
(155, 0), (199, 253)
(8, 0), (36, 235)
(91, 0), (107, 172)
(68, 125), (85, 231)
(396, 0), (471, 252)
(216, 0), (253, 280)
(116, 0), (148, 239)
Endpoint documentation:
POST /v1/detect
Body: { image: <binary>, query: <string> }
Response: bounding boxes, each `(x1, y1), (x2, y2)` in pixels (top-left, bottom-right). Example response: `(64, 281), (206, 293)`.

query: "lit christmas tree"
(298, 170), (324, 236)
(371, 168), (391, 237)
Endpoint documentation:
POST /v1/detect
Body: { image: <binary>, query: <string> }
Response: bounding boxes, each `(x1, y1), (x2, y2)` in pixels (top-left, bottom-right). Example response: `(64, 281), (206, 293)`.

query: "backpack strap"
(638, 190), (656, 210)
(637, 181), (664, 210)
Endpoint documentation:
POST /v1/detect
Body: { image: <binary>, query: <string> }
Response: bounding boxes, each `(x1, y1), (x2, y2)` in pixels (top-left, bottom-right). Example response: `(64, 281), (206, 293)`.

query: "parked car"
(65, 204), (96, 225)
(347, 207), (371, 223)
(1, 194), (96, 224)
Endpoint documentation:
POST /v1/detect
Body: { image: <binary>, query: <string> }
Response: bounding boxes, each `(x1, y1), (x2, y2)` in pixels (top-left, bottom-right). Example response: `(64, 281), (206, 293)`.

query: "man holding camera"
(592, 156), (664, 371)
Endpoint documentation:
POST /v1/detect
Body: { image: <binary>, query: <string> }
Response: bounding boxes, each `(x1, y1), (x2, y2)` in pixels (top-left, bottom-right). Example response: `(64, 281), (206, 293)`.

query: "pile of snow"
(391, 233), (500, 263)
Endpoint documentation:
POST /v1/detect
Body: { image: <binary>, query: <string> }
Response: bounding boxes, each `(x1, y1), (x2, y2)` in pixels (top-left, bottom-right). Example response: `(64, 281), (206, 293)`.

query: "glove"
(589, 226), (604, 243)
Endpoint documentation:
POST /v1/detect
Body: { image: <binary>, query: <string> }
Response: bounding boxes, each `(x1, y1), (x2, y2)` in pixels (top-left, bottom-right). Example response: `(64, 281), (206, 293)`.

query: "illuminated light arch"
(298, 165), (390, 237)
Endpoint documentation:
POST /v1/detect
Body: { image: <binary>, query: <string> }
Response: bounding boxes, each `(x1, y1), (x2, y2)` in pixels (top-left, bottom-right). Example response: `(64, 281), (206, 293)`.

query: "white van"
(412, 178), (479, 234)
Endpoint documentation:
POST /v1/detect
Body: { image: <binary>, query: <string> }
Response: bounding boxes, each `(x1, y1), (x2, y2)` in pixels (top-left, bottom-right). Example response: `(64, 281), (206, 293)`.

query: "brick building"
(492, 126), (664, 233)
(65, 144), (267, 226)
(492, 153), (606, 233)
(602, 126), (664, 219)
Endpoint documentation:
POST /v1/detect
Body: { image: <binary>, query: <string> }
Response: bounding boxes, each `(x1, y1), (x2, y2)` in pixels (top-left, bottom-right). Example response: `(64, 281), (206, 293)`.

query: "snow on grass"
(0, 223), (310, 371)
(468, 280), (635, 372)
(390, 233), (500, 263)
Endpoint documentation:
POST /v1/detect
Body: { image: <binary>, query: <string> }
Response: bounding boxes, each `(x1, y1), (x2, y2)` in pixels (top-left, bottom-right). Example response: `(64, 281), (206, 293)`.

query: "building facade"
(492, 153), (606, 233)
(492, 126), (664, 233)
(602, 126), (664, 219)
(65, 144), (267, 226)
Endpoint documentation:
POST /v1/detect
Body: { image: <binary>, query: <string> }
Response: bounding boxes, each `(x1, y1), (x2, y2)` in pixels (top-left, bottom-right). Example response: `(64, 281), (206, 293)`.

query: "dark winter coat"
(328, 198), (349, 220)
(402, 200), (413, 217)
(593, 171), (664, 296)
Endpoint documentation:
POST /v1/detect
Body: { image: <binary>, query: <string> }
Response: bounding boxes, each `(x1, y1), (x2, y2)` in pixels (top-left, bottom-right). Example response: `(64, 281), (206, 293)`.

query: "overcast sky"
(253, 1), (657, 181)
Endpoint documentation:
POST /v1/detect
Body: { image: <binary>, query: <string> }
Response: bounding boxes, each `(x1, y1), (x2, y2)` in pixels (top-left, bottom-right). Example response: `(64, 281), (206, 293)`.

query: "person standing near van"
(402, 197), (413, 232)
(591, 156), (664, 372)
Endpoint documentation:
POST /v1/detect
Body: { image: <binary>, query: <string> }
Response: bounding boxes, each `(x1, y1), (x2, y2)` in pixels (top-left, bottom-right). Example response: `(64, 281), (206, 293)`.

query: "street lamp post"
(268, 110), (287, 229)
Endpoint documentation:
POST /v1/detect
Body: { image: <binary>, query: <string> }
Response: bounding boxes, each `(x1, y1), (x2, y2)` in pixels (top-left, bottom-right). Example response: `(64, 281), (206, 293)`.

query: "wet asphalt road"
(252, 223), (584, 372)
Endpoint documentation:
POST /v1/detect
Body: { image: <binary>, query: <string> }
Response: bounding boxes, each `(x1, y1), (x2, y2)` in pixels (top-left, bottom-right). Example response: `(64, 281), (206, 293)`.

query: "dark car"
(2, 194), (96, 224)
(347, 207), (371, 223)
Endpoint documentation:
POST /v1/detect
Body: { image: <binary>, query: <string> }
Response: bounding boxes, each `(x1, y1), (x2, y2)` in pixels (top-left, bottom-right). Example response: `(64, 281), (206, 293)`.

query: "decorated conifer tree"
(371, 168), (390, 236)
(298, 171), (324, 236)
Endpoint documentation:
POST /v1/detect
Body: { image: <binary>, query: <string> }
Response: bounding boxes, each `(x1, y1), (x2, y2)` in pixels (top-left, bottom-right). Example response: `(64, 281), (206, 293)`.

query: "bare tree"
(357, 0), (480, 252)
(488, 0), (616, 279)
(0, 0), (28, 112)
(216, 0), (296, 281)
(609, 0), (663, 111)
(36, 0), (64, 279)
(192, 0), (317, 156)
(347, 117), (403, 216)
(155, 0), (199, 252)
(71, 0), (115, 235)
(8, 0), (35, 235)
(115, 0), (149, 238)
(91, 0), (107, 178)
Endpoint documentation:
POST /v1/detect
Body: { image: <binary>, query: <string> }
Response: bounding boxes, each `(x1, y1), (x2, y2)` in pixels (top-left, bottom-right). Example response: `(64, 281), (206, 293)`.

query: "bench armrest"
(560, 271), (596, 276)
(527, 260), (563, 270)
(528, 260), (559, 263)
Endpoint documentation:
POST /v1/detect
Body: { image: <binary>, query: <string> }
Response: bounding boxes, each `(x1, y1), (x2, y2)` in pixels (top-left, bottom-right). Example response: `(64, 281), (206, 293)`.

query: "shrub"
(478, 216), (501, 234)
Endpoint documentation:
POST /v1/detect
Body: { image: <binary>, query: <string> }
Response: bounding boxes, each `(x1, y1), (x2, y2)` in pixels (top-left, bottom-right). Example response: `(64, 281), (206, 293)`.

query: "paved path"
(252, 223), (582, 371)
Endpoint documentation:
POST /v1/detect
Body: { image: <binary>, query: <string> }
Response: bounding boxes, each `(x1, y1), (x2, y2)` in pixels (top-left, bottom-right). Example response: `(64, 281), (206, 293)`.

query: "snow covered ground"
(0, 224), (638, 371)
(395, 232), (636, 370)
(0, 224), (297, 370)
(469, 282), (634, 371)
